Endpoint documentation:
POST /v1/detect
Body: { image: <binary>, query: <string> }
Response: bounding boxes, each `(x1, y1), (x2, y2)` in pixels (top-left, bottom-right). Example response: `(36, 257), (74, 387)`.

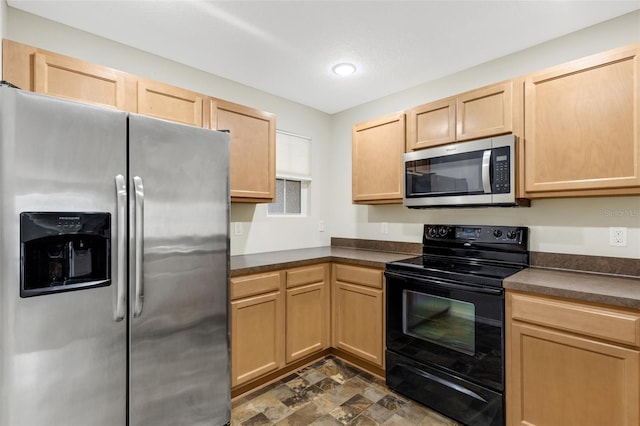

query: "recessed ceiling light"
(332, 63), (356, 76)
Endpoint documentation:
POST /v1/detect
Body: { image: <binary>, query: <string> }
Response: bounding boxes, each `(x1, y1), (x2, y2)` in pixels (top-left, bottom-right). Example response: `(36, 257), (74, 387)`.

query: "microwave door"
(404, 149), (493, 207)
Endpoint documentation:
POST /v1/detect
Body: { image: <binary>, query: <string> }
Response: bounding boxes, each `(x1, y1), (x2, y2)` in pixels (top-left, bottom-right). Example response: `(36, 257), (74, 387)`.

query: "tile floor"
(231, 356), (459, 425)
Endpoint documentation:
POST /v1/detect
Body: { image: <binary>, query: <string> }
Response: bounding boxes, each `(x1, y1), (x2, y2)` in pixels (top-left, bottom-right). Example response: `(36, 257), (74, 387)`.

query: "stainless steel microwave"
(403, 134), (528, 208)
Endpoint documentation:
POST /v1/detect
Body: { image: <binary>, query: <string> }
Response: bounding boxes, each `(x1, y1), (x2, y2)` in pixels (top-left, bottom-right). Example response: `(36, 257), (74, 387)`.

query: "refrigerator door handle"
(114, 174), (127, 322)
(133, 176), (145, 317)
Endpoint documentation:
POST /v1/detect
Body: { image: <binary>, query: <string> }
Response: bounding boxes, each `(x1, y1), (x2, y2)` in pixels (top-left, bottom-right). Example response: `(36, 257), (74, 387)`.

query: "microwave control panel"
(491, 146), (511, 193)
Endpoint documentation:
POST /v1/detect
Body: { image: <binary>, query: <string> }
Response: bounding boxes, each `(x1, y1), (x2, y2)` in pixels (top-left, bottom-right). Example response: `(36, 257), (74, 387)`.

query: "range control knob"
(507, 230), (518, 240)
(438, 226), (448, 237)
(493, 229), (503, 238)
(428, 227), (438, 237)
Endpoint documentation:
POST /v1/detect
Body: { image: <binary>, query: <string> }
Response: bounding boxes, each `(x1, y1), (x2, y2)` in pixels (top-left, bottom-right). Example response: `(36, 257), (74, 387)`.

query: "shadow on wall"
(365, 196), (640, 229)
(230, 202), (257, 223)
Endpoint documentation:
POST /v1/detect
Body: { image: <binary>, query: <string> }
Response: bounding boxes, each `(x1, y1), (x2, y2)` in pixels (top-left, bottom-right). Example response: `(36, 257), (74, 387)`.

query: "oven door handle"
(384, 271), (503, 295)
(398, 362), (488, 403)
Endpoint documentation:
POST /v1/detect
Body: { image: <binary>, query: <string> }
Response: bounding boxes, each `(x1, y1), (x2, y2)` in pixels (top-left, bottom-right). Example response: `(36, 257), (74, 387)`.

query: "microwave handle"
(482, 150), (491, 193)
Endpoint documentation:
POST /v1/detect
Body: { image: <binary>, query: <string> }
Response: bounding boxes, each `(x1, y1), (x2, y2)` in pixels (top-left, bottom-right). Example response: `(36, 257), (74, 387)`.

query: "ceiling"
(8, 1), (640, 114)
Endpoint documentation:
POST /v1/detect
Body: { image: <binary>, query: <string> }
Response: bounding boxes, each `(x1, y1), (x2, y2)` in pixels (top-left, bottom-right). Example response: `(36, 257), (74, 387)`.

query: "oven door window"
(405, 150), (485, 197)
(403, 290), (475, 355)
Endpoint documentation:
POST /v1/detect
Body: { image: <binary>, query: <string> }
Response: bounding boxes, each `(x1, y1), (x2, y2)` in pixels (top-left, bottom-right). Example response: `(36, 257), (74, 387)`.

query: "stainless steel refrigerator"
(0, 86), (230, 425)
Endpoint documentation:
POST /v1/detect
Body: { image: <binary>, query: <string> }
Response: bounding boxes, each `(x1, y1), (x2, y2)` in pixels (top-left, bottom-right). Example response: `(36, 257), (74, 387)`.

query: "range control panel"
(424, 224), (527, 245)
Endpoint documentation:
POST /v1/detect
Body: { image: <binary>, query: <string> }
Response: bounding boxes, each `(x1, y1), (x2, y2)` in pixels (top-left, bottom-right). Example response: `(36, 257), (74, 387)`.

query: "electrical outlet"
(234, 222), (243, 236)
(319, 221), (325, 232)
(381, 222), (389, 234)
(609, 227), (627, 247)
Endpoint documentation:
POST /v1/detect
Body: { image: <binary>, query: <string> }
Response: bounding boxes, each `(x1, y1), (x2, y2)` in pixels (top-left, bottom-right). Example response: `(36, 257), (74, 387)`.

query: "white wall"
(5, 8), (640, 259)
(6, 7), (333, 256)
(329, 10), (640, 259)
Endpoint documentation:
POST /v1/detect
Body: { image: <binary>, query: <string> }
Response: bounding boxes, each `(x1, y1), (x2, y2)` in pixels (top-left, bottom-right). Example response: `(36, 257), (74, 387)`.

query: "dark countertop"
(230, 246), (414, 277)
(504, 267), (640, 310)
(232, 244), (640, 311)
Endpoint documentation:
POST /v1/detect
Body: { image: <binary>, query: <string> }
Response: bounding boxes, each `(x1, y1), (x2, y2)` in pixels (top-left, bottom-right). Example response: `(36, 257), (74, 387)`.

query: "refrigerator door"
(0, 88), (128, 425)
(128, 114), (230, 426)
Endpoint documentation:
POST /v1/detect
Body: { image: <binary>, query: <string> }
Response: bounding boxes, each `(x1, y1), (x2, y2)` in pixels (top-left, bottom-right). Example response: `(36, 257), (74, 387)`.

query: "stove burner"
(386, 224), (529, 287)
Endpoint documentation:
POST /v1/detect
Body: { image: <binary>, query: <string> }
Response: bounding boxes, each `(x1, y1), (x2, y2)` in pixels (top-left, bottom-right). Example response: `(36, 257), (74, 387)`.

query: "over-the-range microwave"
(403, 134), (529, 208)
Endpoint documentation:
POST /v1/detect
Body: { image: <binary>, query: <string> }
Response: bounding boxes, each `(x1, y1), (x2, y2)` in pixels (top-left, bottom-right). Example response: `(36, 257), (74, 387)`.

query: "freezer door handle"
(114, 174), (127, 322)
(133, 176), (145, 317)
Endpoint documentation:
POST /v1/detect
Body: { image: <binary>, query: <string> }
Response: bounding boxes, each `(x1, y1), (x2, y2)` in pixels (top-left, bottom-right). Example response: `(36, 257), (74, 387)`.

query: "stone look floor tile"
(241, 412), (273, 426)
(232, 356), (460, 426)
(276, 401), (327, 425)
(232, 401), (261, 424)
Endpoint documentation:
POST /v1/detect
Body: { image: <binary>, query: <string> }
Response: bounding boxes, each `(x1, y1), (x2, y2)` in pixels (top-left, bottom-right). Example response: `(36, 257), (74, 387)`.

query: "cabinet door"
(2, 40), (136, 111)
(456, 81), (513, 141)
(406, 98), (456, 150)
(285, 264), (330, 363)
(333, 281), (384, 367)
(137, 78), (204, 127)
(33, 51), (129, 110)
(230, 291), (285, 387)
(508, 322), (640, 426)
(211, 99), (276, 202)
(352, 112), (405, 204)
(524, 44), (640, 196)
(286, 282), (329, 363)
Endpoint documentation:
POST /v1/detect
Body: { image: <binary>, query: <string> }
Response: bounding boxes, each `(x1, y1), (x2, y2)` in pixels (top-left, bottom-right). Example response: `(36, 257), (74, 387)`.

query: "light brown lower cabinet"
(285, 264), (330, 363)
(332, 264), (385, 368)
(230, 264), (331, 390)
(230, 272), (284, 388)
(231, 262), (386, 393)
(506, 291), (640, 426)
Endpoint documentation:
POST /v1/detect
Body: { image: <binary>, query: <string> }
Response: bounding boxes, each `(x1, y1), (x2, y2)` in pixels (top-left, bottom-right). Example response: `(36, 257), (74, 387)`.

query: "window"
(268, 130), (311, 216)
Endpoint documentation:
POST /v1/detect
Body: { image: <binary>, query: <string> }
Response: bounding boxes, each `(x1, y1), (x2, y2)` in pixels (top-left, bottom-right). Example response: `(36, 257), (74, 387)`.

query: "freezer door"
(128, 114), (230, 426)
(0, 88), (128, 425)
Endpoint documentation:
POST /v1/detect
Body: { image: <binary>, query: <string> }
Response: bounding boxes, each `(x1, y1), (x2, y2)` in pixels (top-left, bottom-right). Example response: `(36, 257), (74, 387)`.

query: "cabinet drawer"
(286, 264), (327, 289)
(230, 272), (282, 300)
(511, 292), (640, 347)
(334, 264), (382, 289)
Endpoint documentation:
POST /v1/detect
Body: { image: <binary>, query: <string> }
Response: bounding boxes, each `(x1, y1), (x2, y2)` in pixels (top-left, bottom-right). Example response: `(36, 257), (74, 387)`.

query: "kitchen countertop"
(230, 246), (414, 277)
(504, 267), (640, 310)
(232, 244), (640, 310)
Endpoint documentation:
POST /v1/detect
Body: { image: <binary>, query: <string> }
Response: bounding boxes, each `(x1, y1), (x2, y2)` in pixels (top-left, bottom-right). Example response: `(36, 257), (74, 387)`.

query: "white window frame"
(267, 130), (311, 217)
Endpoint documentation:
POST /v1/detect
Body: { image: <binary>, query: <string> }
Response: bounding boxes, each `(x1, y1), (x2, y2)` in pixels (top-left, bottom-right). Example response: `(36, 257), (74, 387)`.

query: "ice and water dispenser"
(20, 212), (111, 297)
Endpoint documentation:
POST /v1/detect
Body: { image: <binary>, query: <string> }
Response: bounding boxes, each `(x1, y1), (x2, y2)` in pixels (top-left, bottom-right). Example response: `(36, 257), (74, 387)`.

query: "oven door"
(385, 269), (504, 391)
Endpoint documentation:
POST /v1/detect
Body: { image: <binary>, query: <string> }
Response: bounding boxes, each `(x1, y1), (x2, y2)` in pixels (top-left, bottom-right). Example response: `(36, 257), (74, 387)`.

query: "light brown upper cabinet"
(524, 43), (640, 197)
(3, 39), (135, 111)
(407, 80), (516, 151)
(4, 40), (279, 204)
(352, 112), (405, 204)
(137, 78), (204, 127)
(210, 99), (276, 203)
(406, 97), (456, 150)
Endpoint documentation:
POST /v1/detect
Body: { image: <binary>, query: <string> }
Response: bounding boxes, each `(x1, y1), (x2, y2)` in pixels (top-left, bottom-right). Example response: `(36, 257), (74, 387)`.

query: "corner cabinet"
(352, 112), (405, 204)
(506, 291), (640, 426)
(332, 264), (385, 368)
(523, 43), (640, 197)
(210, 98), (276, 203)
(407, 80), (517, 151)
